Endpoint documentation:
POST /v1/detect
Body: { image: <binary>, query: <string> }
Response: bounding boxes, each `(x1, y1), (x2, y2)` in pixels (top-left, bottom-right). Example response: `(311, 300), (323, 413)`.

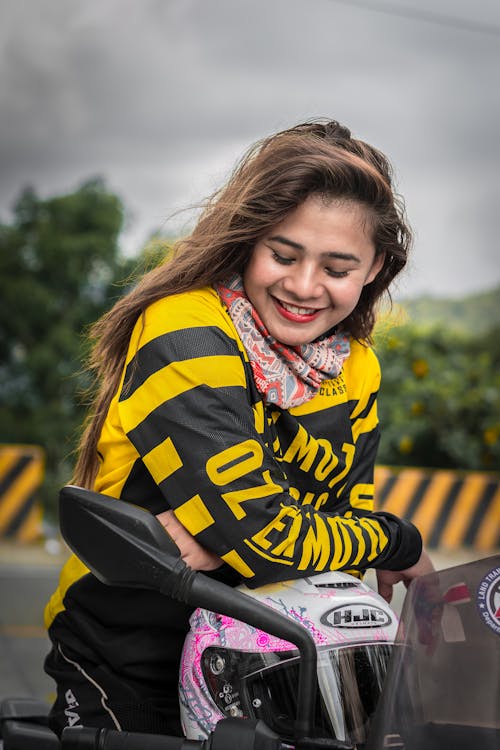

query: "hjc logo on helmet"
(321, 603), (392, 628)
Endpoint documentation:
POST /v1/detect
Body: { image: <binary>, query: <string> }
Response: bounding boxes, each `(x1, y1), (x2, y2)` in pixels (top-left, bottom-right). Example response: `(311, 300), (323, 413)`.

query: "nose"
(281, 262), (323, 301)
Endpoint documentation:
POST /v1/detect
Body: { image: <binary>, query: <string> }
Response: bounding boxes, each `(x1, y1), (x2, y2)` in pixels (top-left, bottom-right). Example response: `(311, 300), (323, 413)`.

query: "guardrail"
(1, 446), (498, 551)
(375, 465), (500, 552)
(0, 445), (44, 542)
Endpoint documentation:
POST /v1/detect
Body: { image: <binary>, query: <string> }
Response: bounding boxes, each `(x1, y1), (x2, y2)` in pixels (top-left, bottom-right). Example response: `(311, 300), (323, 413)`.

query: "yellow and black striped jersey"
(45, 286), (421, 687)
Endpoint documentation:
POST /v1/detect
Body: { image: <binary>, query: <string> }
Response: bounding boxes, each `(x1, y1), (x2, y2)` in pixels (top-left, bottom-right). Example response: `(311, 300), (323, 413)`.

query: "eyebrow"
(267, 235), (361, 263)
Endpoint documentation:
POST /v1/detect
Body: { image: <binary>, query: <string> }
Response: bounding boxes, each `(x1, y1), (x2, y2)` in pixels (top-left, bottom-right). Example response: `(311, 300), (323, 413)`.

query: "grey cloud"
(1, 0), (499, 296)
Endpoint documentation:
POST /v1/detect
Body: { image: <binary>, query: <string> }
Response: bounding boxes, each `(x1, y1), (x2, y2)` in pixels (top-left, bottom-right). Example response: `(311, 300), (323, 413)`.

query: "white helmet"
(179, 571), (397, 746)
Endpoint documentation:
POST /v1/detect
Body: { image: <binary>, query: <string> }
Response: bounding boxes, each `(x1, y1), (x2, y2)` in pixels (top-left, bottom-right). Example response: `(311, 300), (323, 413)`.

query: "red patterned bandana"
(215, 275), (350, 409)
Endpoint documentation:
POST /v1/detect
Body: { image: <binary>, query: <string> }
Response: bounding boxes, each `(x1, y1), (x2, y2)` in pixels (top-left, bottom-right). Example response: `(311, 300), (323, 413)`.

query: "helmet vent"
(313, 581), (359, 589)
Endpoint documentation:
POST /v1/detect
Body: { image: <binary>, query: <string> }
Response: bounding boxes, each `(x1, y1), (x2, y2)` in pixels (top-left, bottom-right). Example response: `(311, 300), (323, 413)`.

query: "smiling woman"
(243, 197), (384, 346)
(43, 119), (435, 738)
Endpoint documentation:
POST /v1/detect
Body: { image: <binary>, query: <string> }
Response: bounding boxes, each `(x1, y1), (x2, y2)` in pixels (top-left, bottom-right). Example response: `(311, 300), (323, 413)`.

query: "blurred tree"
(0, 178), (137, 516)
(375, 320), (500, 471)
(2, 179), (497, 522)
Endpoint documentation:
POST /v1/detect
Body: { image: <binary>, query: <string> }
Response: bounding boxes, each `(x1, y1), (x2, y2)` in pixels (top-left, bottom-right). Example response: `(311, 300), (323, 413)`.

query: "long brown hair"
(74, 119), (412, 487)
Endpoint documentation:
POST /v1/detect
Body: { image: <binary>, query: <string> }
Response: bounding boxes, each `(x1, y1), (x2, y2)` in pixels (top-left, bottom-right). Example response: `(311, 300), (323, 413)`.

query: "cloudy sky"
(2, 0), (499, 298)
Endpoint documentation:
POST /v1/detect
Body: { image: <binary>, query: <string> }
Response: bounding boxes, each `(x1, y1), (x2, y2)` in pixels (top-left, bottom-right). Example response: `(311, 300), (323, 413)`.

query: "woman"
(44, 120), (434, 737)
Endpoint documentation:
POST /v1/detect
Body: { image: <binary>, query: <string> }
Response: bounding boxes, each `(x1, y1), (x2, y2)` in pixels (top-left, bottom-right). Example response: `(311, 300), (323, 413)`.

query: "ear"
(364, 251), (385, 286)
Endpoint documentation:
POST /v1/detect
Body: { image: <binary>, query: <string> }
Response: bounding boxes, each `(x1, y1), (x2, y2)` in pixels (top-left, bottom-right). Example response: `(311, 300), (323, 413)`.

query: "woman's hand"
(377, 548), (442, 652)
(376, 548), (435, 603)
(156, 510), (223, 571)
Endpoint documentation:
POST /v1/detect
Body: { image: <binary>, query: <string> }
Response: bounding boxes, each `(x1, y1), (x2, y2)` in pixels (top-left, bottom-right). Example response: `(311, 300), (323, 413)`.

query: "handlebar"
(61, 718), (283, 750)
(61, 726), (199, 748)
(60, 720), (353, 749)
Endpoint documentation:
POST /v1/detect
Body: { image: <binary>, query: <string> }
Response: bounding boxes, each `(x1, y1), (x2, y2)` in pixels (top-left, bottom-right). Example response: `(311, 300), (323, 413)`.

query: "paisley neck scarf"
(215, 275), (350, 409)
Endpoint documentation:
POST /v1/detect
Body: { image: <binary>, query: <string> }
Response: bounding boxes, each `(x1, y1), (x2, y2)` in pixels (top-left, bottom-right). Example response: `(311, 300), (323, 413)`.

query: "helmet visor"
(202, 642), (392, 744)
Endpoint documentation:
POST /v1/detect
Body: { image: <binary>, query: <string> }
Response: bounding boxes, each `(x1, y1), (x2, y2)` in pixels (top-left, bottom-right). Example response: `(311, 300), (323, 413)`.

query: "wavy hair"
(74, 119), (412, 486)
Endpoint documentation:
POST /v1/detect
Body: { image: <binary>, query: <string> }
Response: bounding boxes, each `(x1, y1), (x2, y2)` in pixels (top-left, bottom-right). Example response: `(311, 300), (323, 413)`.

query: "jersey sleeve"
(338, 346), (422, 571)
(342, 344), (381, 512)
(117, 291), (422, 587)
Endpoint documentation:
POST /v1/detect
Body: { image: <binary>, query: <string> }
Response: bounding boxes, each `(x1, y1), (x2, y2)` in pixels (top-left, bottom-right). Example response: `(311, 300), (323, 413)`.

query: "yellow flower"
(387, 336), (401, 350)
(412, 359), (429, 378)
(410, 401), (425, 416)
(399, 436), (413, 454)
(483, 428), (498, 446)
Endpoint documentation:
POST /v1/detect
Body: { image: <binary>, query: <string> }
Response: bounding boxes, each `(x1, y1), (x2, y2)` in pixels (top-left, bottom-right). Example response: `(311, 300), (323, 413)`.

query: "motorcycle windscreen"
(366, 554), (500, 750)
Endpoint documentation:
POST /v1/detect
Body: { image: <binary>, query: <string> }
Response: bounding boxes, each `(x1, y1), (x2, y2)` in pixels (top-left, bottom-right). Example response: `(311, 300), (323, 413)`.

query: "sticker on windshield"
(477, 565), (500, 636)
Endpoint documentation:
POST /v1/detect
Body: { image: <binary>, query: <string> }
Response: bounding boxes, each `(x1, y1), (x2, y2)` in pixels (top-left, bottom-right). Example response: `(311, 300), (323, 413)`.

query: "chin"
(280, 338), (307, 347)
(272, 329), (321, 347)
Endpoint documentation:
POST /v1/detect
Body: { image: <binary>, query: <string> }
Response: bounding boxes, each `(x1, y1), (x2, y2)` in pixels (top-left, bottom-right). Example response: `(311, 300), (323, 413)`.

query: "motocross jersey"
(45, 286), (421, 691)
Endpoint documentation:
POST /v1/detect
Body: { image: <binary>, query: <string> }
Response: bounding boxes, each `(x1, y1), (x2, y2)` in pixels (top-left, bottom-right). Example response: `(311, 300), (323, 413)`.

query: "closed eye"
(325, 268), (349, 278)
(271, 249), (295, 265)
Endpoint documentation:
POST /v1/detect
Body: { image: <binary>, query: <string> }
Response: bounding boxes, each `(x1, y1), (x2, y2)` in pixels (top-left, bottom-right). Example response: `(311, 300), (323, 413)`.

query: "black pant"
(44, 642), (183, 738)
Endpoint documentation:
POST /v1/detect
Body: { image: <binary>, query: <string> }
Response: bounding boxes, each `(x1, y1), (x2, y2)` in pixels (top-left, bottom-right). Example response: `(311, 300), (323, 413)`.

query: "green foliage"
(1, 177), (498, 522)
(398, 286), (500, 336)
(0, 179), (137, 515)
(374, 318), (500, 471)
(126, 232), (173, 277)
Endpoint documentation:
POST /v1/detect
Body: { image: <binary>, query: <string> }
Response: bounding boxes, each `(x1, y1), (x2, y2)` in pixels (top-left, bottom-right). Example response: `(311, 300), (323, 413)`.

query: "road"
(0, 542), (67, 705)
(0, 541), (491, 707)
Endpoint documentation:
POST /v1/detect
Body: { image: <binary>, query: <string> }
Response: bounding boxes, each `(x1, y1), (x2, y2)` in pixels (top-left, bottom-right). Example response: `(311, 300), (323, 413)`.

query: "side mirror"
(59, 486), (322, 747)
(59, 485), (184, 594)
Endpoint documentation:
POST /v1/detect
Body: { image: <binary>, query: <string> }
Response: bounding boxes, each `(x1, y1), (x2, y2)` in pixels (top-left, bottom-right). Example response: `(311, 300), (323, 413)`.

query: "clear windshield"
(366, 554), (500, 750)
(317, 643), (393, 745)
(204, 642), (392, 745)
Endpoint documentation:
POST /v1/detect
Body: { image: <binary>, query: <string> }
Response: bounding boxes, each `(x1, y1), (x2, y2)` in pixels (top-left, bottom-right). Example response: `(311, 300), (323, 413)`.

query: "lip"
(272, 296), (324, 323)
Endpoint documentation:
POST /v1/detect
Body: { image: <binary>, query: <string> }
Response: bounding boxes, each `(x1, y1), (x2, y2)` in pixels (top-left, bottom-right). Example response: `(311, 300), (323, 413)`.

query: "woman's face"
(243, 196), (384, 346)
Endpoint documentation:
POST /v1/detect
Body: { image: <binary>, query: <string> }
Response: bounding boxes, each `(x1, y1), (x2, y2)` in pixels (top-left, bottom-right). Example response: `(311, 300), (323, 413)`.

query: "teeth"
(280, 300), (318, 315)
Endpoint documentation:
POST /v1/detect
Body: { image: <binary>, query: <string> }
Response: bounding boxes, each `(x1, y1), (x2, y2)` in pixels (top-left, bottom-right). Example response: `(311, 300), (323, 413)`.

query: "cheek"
(242, 254), (260, 291)
(243, 263), (269, 308)
(327, 278), (364, 305)
(244, 254), (279, 292)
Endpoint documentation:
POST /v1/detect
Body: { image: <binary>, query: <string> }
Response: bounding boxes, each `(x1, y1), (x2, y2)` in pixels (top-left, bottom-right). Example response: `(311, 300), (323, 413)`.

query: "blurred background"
(0, 0), (499, 705)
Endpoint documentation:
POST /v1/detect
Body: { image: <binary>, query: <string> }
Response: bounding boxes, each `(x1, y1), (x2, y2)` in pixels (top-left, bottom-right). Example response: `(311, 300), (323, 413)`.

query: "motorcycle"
(1, 486), (499, 749)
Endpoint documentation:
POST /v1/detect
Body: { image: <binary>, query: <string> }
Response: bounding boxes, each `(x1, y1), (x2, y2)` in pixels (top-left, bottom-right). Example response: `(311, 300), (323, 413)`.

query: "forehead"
(278, 194), (372, 226)
(267, 195), (376, 246)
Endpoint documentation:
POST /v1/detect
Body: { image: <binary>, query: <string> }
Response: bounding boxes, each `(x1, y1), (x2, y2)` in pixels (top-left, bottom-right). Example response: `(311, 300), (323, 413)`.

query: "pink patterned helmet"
(179, 570), (398, 745)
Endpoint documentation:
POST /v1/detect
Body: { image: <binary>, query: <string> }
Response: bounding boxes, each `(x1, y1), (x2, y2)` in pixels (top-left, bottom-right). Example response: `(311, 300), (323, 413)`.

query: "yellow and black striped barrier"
(375, 465), (500, 552)
(1, 447), (497, 550)
(0, 444), (45, 542)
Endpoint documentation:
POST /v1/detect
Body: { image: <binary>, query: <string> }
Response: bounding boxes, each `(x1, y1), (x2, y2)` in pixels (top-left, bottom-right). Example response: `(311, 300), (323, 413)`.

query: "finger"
(157, 511), (191, 543)
(156, 509), (173, 527)
(184, 553), (223, 572)
(181, 545), (221, 568)
(378, 581), (393, 603)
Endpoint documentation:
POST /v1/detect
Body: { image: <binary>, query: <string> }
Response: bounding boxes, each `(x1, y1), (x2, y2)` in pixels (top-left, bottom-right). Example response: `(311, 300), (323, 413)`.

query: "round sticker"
(477, 565), (500, 635)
